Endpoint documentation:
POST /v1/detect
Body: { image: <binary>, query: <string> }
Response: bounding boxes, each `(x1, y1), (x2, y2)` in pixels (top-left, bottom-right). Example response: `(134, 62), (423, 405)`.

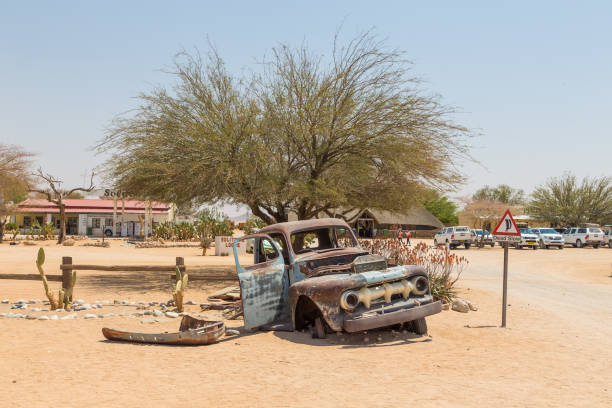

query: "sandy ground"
(0, 238), (610, 407)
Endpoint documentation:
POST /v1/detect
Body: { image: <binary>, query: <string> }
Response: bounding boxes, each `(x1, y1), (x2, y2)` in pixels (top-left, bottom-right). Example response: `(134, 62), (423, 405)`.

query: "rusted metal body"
(233, 218), (441, 333)
(101, 315), (225, 345)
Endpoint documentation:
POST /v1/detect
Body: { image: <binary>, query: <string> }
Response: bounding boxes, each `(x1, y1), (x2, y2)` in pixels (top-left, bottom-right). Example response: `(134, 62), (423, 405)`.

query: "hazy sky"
(1, 1), (610, 213)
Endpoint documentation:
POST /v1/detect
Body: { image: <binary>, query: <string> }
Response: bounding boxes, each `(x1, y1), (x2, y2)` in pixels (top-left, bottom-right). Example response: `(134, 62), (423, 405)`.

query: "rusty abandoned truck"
(233, 218), (441, 338)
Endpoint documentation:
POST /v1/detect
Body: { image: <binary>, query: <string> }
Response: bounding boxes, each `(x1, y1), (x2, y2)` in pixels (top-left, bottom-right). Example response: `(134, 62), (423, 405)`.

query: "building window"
(105, 218), (113, 227)
(92, 218), (101, 228)
(35, 216), (44, 226)
(23, 216), (31, 227)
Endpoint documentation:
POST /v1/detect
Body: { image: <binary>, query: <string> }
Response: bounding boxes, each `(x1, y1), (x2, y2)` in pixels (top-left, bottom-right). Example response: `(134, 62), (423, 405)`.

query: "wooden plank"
(0, 274), (62, 281)
(60, 264), (186, 272)
(168, 274), (238, 281)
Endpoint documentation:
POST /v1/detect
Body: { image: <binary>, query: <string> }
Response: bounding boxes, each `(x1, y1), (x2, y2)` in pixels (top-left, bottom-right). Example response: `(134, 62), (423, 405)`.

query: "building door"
(66, 217), (78, 235)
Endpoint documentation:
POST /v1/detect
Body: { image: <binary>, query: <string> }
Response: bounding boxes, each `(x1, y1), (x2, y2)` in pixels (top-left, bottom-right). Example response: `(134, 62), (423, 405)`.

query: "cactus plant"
(36, 248), (77, 310)
(172, 266), (188, 312)
(36, 248), (59, 309)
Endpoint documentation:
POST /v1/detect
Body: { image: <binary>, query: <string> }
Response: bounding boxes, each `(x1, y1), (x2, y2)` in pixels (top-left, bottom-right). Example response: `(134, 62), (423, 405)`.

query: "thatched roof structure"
(338, 206), (444, 230)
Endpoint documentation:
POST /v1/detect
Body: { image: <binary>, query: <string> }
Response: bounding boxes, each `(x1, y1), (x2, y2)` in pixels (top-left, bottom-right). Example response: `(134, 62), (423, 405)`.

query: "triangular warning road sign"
(492, 209), (521, 236)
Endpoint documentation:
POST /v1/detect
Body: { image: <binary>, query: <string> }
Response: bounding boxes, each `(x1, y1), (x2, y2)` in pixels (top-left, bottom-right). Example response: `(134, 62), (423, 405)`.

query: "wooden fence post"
(176, 257), (185, 273)
(62, 256), (73, 300)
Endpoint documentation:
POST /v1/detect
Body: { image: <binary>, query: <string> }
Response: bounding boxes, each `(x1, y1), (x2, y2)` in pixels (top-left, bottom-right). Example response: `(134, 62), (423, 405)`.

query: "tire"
(465, 243), (471, 249)
(576, 240), (583, 248)
(559, 245), (564, 250)
(593, 244), (599, 249)
(490, 243), (495, 248)
(312, 317), (327, 339)
(539, 240), (545, 249)
(410, 318), (428, 335)
(449, 244), (456, 250)
(532, 245), (537, 250)
(434, 239), (438, 246)
(104, 229), (113, 237)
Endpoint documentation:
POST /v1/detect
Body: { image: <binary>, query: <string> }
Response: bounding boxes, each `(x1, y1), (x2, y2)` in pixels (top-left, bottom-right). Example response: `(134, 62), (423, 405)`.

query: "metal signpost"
(492, 209), (521, 328)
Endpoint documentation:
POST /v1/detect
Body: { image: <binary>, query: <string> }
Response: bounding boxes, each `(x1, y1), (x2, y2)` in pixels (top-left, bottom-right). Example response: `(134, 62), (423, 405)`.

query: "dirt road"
(0, 240), (610, 407)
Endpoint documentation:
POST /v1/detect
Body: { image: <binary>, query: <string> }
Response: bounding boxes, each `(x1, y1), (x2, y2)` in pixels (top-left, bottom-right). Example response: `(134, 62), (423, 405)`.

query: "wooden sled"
(102, 315), (225, 345)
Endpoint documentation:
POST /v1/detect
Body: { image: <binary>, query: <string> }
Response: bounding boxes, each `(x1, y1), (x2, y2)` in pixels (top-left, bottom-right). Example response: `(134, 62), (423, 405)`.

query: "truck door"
(233, 234), (289, 331)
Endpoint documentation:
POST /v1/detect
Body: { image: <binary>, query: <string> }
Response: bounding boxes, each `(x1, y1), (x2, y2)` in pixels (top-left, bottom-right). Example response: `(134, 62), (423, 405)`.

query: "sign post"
(492, 209), (521, 328)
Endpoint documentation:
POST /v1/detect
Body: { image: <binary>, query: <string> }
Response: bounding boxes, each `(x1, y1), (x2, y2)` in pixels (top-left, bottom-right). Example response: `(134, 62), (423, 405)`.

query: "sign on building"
(215, 236), (245, 256)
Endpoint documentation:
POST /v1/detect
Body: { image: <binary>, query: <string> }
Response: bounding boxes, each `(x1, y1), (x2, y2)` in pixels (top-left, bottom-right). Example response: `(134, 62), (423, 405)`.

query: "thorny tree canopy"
(98, 32), (473, 224)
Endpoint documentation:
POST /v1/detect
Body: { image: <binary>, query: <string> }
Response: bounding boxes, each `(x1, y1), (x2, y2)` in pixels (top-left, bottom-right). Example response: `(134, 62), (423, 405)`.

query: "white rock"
(165, 311), (179, 318)
(1, 299), (9, 304)
(61, 313), (77, 320)
(452, 298), (470, 313)
(26, 315), (37, 320)
(466, 300), (478, 311)
(38, 315), (49, 320)
(55, 308), (64, 313)
(102, 313), (115, 318)
(153, 310), (163, 317)
(30, 308), (41, 312)
(28, 299), (37, 304)
(138, 301), (145, 305)
(121, 300), (128, 305)
(130, 301), (136, 305)
(16, 299), (26, 304)
(130, 312), (144, 317)
(83, 314), (97, 319)
(49, 315), (58, 320)
(102, 300), (110, 304)
(144, 310), (153, 316)
(75, 299), (85, 304)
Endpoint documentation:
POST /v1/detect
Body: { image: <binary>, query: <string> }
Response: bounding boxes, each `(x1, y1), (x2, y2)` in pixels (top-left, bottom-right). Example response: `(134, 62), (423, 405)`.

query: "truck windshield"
(291, 227), (359, 254)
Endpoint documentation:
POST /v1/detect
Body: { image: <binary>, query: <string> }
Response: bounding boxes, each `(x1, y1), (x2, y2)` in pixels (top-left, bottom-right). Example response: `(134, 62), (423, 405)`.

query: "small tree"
(473, 185), (525, 205)
(526, 174), (612, 226)
(195, 208), (231, 255)
(0, 144), (33, 242)
(244, 217), (265, 234)
(421, 190), (459, 225)
(29, 169), (95, 244)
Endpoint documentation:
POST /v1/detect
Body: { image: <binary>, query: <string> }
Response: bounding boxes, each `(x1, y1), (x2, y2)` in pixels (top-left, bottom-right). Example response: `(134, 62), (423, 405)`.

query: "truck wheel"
(532, 245), (537, 250)
(576, 240), (583, 248)
(312, 317), (327, 339)
(593, 244), (599, 249)
(104, 229), (113, 237)
(465, 243), (471, 249)
(410, 318), (428, 335)
(490, 243), (495, 248)
(559, 245), (564, 250)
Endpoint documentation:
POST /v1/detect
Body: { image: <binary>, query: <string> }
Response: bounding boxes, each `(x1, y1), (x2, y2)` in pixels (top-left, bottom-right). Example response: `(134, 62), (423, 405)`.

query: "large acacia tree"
(99, 33), (473, 224)
(526, 173), (612, 226)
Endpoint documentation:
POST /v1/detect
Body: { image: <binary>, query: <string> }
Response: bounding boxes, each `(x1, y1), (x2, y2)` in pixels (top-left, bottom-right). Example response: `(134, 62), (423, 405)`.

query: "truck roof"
(259, 218), (351, 235)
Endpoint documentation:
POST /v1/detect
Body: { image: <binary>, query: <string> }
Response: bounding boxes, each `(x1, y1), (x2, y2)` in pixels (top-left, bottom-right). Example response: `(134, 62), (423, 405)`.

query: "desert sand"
(0, 239), (611, 407)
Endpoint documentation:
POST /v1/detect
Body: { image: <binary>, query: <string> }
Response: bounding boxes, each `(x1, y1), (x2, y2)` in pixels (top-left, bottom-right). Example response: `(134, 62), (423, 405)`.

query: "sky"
(1, 1), (610, 214)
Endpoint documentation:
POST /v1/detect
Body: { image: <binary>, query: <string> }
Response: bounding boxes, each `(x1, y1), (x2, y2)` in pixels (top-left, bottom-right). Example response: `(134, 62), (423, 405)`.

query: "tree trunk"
(58, 202), (66, 244)
(0, 221), (5, 243)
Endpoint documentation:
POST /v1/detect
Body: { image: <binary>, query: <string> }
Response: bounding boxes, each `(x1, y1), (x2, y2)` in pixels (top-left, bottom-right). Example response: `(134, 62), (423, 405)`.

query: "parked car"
(433, 226), (472, 249)
(563, 227), (605, 248)
(604, 228), (612, 248)
(471, 229), (495, 247)
(514, 228), (539, 250)
(232, 218), (441, 338)
(531, 228), (565, 249)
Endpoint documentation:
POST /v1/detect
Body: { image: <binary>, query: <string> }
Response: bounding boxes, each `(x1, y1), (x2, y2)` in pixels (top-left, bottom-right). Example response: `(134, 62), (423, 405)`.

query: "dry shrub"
(359, 240), (468, 304)
(62, 238), (76, 246)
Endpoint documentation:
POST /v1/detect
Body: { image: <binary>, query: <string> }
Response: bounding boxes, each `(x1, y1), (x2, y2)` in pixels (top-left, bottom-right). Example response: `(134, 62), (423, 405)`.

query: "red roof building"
(14, 198), (174, 237)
